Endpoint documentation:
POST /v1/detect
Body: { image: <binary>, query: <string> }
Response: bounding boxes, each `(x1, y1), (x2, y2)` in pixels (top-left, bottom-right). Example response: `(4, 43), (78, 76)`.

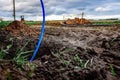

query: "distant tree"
(106, 18), (118, 20)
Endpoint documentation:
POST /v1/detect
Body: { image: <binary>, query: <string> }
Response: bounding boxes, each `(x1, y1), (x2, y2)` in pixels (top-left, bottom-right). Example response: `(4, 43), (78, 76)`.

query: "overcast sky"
(0, 0), (120, 21)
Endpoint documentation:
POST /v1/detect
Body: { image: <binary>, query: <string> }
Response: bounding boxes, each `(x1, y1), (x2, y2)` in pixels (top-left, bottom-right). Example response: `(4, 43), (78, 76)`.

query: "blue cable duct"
(30, 0), (45, 62)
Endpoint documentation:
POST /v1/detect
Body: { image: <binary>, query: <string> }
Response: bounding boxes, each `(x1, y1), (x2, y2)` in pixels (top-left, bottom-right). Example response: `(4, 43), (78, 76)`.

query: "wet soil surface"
(0, 25), (120, 80)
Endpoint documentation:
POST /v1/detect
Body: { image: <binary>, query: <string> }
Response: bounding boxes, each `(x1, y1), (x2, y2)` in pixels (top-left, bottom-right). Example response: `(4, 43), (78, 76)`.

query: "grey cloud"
(0, 0), (120, 20)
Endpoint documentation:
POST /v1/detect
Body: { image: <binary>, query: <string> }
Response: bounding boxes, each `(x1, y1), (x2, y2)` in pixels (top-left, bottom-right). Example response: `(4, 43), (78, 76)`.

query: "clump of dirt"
(46, 21), (61, 26)
(3, 20), (39, 36)
(65, 18), (91, 25)
(0, 60), (28, 80)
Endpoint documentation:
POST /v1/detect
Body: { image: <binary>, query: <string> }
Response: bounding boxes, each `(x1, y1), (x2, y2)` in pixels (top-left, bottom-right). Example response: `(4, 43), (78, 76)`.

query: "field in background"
(0, 19), (120, 28)
(91, 19), (120, 25)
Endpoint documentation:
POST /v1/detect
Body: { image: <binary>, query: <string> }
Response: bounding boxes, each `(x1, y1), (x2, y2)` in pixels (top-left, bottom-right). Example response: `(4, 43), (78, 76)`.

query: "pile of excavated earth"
(64, 17), (91, 25)
(3, 20), (39, 37)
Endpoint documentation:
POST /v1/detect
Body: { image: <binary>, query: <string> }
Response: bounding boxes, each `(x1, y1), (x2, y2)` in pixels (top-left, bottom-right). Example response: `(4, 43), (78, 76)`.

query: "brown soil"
(46, 21), (61, 26)
(65, 18), (91, 25)
(3, 20), (40, 37)
(0, 21), (120, 80)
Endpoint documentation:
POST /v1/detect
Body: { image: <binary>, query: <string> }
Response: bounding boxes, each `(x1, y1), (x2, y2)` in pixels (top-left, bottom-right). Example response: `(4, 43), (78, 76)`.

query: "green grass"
(0, 21), (42, 28)
(110, 64), (116, 77)
(0, 45), (12, 59)
(0, 38), (33, 69)
(25, 21), (42, 25)
(74, 54), (87, 69)
(0, 21), (11, 29)
(26, 20), (120, 25)
(93, 22), (120, 25)
(91, 20), (120, 25)
(14, 40), (33, 68)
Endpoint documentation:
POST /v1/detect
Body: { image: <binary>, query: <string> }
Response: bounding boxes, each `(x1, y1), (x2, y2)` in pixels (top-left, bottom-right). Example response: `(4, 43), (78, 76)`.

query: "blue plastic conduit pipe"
(30, 0), (45, 62)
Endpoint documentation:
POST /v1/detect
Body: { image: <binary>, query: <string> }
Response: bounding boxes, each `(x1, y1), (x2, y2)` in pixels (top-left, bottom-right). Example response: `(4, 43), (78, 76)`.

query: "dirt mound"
(46, 21), (61, 26)
(65, 18), (91, 25)
(4, 20), (28, 30)
(3, 20), (39, 36)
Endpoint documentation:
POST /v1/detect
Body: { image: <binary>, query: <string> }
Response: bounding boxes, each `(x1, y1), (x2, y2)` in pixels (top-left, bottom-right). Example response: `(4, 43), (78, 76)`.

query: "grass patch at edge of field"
(0, 21), (11, 29)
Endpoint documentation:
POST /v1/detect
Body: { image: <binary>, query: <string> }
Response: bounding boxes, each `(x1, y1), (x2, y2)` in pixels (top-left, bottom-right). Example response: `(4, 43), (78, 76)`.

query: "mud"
(0, 23), (120, 80)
